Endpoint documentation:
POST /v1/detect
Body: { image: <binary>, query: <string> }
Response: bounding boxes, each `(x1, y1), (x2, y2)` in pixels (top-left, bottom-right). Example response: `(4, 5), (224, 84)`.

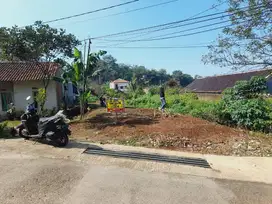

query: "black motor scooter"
(13, 96), (71, 147)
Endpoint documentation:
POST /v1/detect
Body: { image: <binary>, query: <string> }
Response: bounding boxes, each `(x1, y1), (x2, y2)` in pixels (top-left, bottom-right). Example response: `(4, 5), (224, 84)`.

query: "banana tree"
(73, 48), (106, 118)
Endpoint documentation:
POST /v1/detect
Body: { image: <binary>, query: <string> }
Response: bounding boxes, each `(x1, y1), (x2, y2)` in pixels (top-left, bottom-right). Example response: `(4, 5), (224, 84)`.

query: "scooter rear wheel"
(55, 133), (69, 147)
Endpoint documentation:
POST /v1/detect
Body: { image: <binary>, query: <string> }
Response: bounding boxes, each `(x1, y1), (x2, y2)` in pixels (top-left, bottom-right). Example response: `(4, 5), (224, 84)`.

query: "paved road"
(0, 140), (272, 204)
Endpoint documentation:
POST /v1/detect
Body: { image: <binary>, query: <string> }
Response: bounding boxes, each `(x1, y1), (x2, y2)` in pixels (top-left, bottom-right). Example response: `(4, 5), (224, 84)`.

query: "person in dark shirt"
(99, 95), (106, 107)
(159, 86), (166, 112)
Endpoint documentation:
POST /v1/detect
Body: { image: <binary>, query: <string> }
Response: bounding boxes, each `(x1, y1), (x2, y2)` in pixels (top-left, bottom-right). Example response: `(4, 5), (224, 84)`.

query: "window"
(1, 92), (13, 111)
(120, 86), (123, 89)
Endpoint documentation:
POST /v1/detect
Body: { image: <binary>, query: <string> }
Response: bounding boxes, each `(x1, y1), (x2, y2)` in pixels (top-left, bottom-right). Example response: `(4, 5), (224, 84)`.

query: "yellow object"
(106, 98), (125, 112)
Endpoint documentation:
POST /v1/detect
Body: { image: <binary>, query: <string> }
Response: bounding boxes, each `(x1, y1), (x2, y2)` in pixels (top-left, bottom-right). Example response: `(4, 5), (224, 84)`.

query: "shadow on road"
(65, 140), (103, 150)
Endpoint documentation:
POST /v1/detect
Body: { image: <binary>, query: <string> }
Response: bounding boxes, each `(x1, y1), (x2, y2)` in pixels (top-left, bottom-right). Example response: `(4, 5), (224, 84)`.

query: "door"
(1, 92), (13, 111)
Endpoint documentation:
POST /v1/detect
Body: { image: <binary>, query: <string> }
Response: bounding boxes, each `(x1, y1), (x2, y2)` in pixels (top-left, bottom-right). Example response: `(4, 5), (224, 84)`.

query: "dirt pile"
(71, 108), (272, 156)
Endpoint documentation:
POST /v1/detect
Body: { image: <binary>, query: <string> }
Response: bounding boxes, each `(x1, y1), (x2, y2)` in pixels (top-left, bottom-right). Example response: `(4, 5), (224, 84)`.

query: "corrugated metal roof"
(186, 69), (272, 93)
(0, 62), (60, 81)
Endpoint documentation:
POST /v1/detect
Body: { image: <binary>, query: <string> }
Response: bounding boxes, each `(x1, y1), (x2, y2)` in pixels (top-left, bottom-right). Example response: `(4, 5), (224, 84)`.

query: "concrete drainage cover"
(83, 147), (211, 169)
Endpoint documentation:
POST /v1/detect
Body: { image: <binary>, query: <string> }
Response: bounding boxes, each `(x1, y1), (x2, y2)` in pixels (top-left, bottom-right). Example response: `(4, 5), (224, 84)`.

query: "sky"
(0, 0), (234, 77)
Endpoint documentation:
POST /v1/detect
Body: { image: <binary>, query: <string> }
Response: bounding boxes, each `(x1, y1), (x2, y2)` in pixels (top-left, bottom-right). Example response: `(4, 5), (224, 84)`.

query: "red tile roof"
(112, 79), (129, 83)
(0, 62), (60, 81)
(186, 69), (272, 93)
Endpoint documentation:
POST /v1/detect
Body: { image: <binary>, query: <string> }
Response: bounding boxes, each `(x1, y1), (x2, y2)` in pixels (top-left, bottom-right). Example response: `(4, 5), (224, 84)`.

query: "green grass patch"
(1, 120), (21, 127)
(126, 92), (218, 121)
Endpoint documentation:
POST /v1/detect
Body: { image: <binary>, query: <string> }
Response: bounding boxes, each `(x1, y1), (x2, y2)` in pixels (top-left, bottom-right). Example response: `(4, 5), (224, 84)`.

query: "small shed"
(109, 79), (129, 92)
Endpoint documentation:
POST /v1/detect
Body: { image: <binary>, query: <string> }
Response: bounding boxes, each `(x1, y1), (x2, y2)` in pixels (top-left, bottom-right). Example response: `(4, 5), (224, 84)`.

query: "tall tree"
(172, 70), (193, 87)
(96, 55), (119, 83)
(180, 74), (194, 86)
(0, 21), (80, 61)
(194, 75), (203, 79)
(0, 21), (80, 107)
(92, 53), (194, 87)
(203, 0), (272, 70)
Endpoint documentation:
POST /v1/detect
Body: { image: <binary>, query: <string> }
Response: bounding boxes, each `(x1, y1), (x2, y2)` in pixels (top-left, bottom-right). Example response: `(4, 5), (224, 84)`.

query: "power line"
(90, 4), (264, 40)
(98, 0), (228, 47)
(93, 6), (268, 43)
(134, 15), (271, 41)
(43, 0), (140, 24)
(135, 19), (272, 42)
(95, 15), (232, 42)
(93, 45), (213, 49)
(96, 20), (247, 43)
(91, 11), (230, 40)
(55, 0), (180, 27)
(93, 17), (269, 45)
(184, 0), (228, 19)
(140, 23), (234, 40)
(140, 19), (231, 39)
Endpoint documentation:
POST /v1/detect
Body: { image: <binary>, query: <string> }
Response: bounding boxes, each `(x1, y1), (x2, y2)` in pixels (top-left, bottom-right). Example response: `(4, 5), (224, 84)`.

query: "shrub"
(36, 88), (47, 113)
(42, 108), (58, 117)
(148, 86), (160, 96)
(180, 92), (198, 101)
(126, 94), (160, 108)
(217, 76), (272, 132)
(168, 97), (217, 121)
(166, 79), (179, 87)
(165, 87), (180, 95)
(127, 88), (145, 99)
(218, 98), (272, 132)
(0, 122), (11, 138)
(103, 86), (126, 98)
(88, 95), (98, 103)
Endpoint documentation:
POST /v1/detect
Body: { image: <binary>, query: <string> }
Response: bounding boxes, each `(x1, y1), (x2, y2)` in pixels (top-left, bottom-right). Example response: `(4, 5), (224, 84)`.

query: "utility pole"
(82, 39), (92, 117)
(80, 40), (88, 119)
(84, 39), (91, 92)
(87, 39), (92, 58)
(83, 40), (87, 68)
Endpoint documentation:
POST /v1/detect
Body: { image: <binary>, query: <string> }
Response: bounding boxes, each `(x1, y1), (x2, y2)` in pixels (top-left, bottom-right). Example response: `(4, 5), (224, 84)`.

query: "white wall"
(109, 82), (115, 89)
(13, 80), (58, 111)
(109, 82), (129, 92)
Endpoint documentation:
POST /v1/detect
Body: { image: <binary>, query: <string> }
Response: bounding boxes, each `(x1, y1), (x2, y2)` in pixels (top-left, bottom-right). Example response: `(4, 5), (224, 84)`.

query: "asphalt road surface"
(1, 140), (272, 204)
(0, 155), (272, 204)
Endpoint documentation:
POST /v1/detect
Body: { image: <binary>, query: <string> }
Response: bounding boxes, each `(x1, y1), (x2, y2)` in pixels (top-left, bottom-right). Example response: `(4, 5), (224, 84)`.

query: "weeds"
(0, 122), (11, 138)
(125, 77), (272, 133)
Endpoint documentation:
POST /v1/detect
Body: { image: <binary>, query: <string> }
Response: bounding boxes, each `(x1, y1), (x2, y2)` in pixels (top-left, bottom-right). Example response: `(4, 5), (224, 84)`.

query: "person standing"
(160, 86), (166, 112)
(99, 95), (106, 107)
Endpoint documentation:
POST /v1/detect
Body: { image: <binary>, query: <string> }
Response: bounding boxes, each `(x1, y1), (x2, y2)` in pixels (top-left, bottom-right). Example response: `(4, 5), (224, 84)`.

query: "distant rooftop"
(111, 79), (129, 83)
(186, 68), (272, 93)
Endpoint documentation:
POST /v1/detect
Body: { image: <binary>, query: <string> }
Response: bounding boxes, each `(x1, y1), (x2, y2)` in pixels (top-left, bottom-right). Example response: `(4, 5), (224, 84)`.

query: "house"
(109, 79), (129, 92)
(0, 62), (65, 115)
(186, 69), (272, 100)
